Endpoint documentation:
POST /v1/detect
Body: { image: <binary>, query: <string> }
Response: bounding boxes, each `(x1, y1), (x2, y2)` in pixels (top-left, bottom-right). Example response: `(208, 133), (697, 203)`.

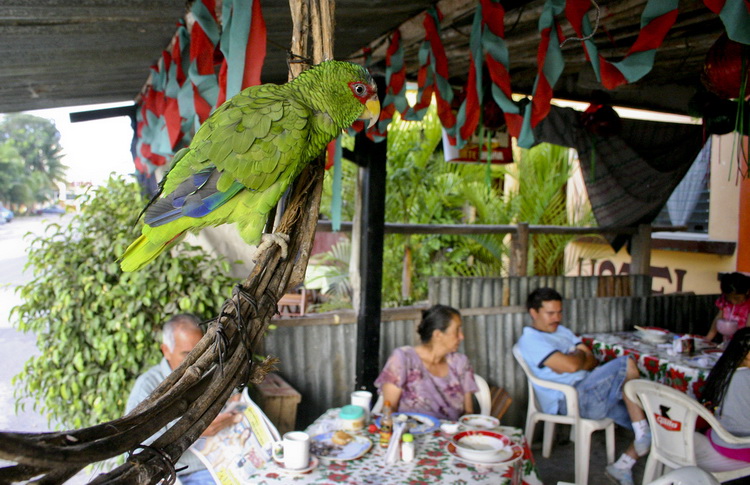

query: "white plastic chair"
(512, 344), (615, 485)
(624, 379), (750, 484)
(473, 374), (491, 416)
(371, 373), (492, 415)
(645, 466), (719, 485)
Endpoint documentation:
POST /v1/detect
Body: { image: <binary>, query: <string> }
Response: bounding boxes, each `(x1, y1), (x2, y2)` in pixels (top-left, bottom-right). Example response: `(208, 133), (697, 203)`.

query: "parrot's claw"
(255, 233), (290, 261)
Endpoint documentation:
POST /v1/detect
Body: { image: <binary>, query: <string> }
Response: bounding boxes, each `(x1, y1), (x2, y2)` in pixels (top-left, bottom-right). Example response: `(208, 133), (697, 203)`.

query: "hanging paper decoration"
(138, 59), (174, 167)
(383, 30), (409, 124)
(189, 0), (221, 124)
(402, 7), (456, 141)
(171, 20), (198, 146)
(703, 0), (750, 44)
(454, 0), (525, 147)
(162, 49), (183, 150)
(566, 0), (679, 90)
(216, 0), (267, 106)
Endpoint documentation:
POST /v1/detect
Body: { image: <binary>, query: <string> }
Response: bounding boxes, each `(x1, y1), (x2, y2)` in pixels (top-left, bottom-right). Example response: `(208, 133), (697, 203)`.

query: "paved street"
(0, 214), (93, 482)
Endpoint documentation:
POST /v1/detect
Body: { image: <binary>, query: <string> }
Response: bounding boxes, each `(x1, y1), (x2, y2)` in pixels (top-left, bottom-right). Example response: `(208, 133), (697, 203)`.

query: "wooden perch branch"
(0, 1), (335, 482)
(0, 158), (327, 484)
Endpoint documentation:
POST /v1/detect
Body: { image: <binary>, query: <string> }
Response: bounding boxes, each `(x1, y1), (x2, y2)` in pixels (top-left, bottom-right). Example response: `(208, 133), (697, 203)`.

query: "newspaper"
(190, 389), (280, 484)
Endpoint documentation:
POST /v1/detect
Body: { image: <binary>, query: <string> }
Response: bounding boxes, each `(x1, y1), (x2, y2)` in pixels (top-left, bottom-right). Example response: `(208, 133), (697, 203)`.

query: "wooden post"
(354, 128), (387, 393)
(630, 224), (652, 275)
(509, 222), (529, 276)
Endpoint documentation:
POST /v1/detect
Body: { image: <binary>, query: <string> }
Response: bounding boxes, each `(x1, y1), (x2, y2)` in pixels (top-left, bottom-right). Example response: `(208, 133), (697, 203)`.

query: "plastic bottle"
(379, 400), (393, 448)
(401, 433), (415, 462)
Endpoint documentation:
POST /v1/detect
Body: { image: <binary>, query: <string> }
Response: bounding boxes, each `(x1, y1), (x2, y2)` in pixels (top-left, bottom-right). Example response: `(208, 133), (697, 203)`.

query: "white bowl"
(636, 327), (670, 343)
(451, 430), (511, 463)
(459, 414), (500, 430)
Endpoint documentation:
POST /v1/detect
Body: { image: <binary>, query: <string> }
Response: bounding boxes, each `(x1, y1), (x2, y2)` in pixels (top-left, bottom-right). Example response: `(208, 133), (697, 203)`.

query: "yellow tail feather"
(119, 235), (169, 272)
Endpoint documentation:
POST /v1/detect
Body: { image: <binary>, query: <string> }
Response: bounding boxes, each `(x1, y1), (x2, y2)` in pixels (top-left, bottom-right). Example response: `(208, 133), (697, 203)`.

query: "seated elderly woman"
(374, 304), (478, 420)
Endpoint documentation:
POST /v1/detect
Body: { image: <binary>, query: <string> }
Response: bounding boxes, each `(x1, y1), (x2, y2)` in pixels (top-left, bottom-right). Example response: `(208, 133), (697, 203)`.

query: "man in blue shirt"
(517, 288), (651, 485)
(126, 314), (242, 485)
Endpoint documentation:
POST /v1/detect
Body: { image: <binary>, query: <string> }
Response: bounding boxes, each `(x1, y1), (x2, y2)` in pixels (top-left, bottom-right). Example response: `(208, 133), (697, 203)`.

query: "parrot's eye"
(348, 81), (371, 104)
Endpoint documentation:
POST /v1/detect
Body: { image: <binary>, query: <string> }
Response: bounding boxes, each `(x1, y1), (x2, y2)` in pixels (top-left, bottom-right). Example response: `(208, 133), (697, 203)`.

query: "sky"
(24, 102), (137, 186)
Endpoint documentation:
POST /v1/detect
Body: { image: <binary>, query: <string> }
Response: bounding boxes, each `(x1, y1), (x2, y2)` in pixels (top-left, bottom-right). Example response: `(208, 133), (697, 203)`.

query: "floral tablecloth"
(245, 408), (543, 485)
(582, 332), (722, 400)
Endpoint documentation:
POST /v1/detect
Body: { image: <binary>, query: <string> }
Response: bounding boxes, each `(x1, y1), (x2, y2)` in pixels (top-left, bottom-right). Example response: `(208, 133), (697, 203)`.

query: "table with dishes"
(247, 409), (543, 485)
(581, 329), (723, 400)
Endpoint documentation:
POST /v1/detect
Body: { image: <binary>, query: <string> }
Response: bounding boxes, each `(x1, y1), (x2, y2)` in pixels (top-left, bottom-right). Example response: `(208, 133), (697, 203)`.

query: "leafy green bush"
(12, 176), (239, 429)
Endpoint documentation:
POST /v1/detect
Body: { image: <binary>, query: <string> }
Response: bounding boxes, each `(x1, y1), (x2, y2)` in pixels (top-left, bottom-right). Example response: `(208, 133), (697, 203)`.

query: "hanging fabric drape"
(133, 0), (267, 177)
(216, 0), (267, 105)
(189, 0), (221, 124)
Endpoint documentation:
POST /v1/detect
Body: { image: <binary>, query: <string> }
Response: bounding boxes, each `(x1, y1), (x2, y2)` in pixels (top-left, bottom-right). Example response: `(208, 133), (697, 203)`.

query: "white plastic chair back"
(371, 373), (492, 416)
(512, 344), (615, 485)
(473, 374), (491, 416)
(624, 379), (750, 484)
(645, 466), (719, 485)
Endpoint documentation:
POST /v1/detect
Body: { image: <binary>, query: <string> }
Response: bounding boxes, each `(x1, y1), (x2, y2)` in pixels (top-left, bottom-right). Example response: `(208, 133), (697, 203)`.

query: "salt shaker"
(401, 433), (415, 462)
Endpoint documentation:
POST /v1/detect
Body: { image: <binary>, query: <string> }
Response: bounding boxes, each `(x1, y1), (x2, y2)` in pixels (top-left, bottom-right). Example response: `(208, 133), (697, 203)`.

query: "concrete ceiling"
(0, 0), (732, 116)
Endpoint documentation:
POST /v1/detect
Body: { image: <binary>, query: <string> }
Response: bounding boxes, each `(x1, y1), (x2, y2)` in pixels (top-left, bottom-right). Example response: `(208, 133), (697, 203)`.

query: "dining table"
(244, 408), (543, 485)
(582, 331), (722, 400)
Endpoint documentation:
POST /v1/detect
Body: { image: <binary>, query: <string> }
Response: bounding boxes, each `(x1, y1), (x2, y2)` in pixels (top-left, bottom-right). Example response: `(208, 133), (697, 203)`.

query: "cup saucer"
(274, 455), (319, 474)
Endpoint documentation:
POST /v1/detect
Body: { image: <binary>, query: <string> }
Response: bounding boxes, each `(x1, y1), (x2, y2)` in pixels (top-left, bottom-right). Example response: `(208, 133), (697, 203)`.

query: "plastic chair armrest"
(527, 374), (579, 413)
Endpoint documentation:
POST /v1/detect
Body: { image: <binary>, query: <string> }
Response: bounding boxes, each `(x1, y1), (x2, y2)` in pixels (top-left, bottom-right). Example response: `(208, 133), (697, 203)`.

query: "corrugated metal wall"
(428, 274), (652, 307)
(262, 276), (718, 429)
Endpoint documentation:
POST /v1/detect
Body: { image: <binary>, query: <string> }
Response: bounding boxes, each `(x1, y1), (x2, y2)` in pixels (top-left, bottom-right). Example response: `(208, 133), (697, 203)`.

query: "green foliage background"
(0, 113), (66, 207)
(318, 104), (594, 307)
(12, 176), (239, 429)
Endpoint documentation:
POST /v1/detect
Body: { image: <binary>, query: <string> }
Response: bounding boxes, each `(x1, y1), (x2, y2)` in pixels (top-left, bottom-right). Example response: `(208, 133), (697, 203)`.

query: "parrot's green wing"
(188, 83), (312, 193)
(140, 83), (312, 230)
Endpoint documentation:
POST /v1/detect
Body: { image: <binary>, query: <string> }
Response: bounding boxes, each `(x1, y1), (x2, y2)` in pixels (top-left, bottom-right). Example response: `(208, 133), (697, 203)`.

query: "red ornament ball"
(702, 33), (750, 100)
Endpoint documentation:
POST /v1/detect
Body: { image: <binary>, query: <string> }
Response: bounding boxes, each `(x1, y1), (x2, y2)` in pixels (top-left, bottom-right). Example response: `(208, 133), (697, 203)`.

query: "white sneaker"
(605, 464), (634, 485)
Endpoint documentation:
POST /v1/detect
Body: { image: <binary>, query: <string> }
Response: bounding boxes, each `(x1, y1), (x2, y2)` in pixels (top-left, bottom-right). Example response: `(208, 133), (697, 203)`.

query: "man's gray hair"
(162, 314), (202, 351)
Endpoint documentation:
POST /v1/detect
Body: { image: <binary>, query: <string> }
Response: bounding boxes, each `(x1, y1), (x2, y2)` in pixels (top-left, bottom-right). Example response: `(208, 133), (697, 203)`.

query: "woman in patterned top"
(374, 304), (478, 421)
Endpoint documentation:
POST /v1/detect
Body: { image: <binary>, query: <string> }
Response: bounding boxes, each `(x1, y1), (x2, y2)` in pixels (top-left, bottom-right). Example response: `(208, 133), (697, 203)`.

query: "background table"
(582, 332), (721, 400)
(247, 408), (543, 485)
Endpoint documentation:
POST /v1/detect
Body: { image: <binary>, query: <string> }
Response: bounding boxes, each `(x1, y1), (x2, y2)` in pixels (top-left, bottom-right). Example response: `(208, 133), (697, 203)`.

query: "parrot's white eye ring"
(353, 83), (366, 96)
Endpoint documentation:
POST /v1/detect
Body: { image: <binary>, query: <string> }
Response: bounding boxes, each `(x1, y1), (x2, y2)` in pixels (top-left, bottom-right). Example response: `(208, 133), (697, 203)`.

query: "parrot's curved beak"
(360, 96), (381, 130)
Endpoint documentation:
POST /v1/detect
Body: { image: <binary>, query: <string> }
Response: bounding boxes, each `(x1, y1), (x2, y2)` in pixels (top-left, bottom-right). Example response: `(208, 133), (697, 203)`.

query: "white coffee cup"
(272, 431), (310, 470)
(351, 390), (373, 421)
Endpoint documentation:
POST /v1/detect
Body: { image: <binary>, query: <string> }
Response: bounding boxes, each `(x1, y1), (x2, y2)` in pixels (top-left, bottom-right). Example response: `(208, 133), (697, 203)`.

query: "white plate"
(459, 414), (500, 430)
(446, 441), (523, 467)
(375, 412), (440, 435)
(310, 432), (372, 461)
(273, 454), (319, 475)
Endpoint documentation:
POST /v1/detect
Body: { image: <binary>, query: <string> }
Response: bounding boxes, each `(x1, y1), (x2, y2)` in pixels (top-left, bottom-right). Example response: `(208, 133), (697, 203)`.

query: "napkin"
(384, 420), (406, 465)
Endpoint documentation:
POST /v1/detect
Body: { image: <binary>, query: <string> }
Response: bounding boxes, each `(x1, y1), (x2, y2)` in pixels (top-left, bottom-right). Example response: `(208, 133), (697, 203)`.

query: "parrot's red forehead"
(348, 81), (377, 105)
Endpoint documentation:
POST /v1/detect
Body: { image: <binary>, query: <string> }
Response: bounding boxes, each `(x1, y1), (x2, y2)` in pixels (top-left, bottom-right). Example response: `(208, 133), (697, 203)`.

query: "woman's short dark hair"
(416, 304), (461, 343)
(526, 287), (563, 311)
(700, 327), (750, 410)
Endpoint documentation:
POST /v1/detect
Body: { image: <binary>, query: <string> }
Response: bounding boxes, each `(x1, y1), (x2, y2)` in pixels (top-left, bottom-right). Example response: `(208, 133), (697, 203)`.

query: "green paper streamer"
(331, 136), (343, 231)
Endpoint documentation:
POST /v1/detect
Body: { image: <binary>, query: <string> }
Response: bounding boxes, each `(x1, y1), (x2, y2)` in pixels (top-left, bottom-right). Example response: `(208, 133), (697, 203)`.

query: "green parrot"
(120, 60), (380, 272)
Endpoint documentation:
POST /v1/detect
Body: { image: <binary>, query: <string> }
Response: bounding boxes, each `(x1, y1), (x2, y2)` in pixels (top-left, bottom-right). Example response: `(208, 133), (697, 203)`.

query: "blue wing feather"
(145, 168), (244, 227)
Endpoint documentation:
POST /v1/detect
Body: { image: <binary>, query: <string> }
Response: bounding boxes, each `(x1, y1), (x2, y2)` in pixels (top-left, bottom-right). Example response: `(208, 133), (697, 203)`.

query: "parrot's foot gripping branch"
(254, 233), (290, 261)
